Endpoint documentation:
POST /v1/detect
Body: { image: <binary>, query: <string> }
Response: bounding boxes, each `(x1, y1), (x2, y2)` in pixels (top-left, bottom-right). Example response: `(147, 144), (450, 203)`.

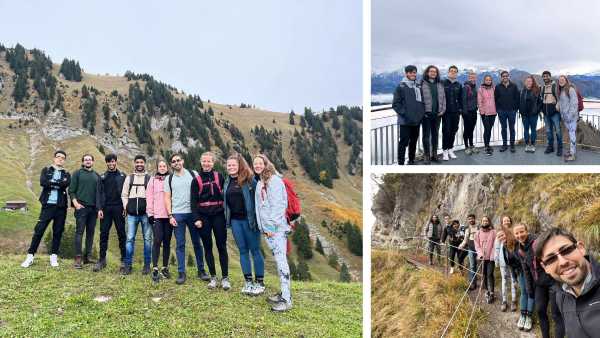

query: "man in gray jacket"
(423, 215), (443, 265)
(420, 65), (446, 164)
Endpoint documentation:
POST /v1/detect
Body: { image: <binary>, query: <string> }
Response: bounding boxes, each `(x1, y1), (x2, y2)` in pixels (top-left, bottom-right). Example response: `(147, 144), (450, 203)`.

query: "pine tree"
(328, 251), (339, 269)
(289, 110), (296, 125)
(339, 263), (351, 282)
(292, 219), (313, 260)
(296, 259), (312, 281)
(345, 222), (363, 256)
(288, 258), (298, 280)
(315, 237), (325, 256)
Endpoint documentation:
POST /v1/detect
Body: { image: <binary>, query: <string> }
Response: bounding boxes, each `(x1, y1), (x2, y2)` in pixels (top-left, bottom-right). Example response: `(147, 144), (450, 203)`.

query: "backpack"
(282, 178), (301, 223)
(126, 173), (150, 215)
(195, 171), (224, 208)
(576, 89), (584, 112)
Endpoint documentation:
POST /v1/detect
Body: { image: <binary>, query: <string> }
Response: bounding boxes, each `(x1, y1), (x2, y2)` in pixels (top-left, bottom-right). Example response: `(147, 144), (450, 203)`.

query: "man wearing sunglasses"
(536, 227), (600, 338)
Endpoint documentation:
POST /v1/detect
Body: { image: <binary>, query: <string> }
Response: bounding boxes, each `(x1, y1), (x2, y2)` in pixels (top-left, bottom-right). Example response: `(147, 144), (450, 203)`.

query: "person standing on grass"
(94, 153), (127, 273)
(462, 71), (479, 155)
(460, 214), (479, 290)
(392, 65), (425, 165)
(540, 71), (562, 156)
(474, 216), (496, 304)
(422, 215), (443, 266)
(557, 75), (579, 162)
(69, 154), (100, 269)
(421, 65), (446, 164)
(513, 223), (564, 336)
(441, 65), (463, 161)
(254, 154), (292, 312)
(441, 219), (466, 274)
(478, 75), (497, 156)
(225, 153), (265, 296)
(191, 152), (230, 290)
(535, 227), (598, 338)
(519, 76), (542, 153)
(494, 216), (519, 312)
(21, 150), (70, 268)
(164, 153), (208, 285)
(146, 159), (173, 283)
(495, 71), (520, 153)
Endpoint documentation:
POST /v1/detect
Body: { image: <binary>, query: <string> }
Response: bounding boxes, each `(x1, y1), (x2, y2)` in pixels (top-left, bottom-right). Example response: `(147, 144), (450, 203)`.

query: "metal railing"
(371, 103), (600, 165)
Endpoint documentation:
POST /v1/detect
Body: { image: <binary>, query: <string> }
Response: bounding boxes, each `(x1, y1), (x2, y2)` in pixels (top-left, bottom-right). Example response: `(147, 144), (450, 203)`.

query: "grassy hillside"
(0, 254), (362, 337)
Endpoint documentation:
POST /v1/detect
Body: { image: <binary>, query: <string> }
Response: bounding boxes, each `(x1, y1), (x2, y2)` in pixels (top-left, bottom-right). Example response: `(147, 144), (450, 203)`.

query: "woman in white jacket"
(253, 154), (292, 312)
(557, 75), (579, 162)
(494, 216), (518, 312)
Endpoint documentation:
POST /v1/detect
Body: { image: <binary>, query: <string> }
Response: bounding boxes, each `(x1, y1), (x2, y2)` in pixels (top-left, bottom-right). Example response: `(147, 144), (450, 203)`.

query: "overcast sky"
(0, 1), (362, 113)
(372, 0), (600, 74)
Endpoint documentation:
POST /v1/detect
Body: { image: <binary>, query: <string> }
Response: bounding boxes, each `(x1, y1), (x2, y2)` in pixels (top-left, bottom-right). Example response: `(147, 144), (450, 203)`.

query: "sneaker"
(465, 148), (472, 155)
(524, 145), (530, 152)
(431, 154), (439, 163)
(565, 154), (576, 162)
(449, 267), (454, 274)
(511, 301), (517, 312)
(442, 150), (449, 161)
(531, 145), (536, 152)
(152, 268), (160, 283)
(448, 149), (457, 159)
(122, 265), (132, 275)
(21, 254), (34, 268)
(82, 256), (94, 265)
(74, 255), (83, 269)
(251, 282), (266, 296)
(241, 281), (254, 295)
(142, 264), (151, 275)
(93, 259), (106, 272)
(208, 277), (218, 289)
(556, 147), (563, 156)
(161, 267), (171, 279)
(499, 145), (508, 152)
(50, 254), (59, 268)
(523, 315), (533, 331)
(267, 293), (283, 304)
(221, 277), (231, 291)
(472, 147), (480, 154)
(486, 148), (493, 156)
(517, 314), (525, 330)
(544, 146), (554, 154)
(198, 270), (210, 282)
(176, 272), (186, 285)
(500, 301), (508, 312)
(271, 300), (292, 312)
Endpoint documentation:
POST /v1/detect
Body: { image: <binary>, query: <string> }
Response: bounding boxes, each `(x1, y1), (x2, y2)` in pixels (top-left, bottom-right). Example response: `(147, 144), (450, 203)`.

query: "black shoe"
(431, 155), (439, 163)
(499, 145), (508, 152)
(510, 145), (516, 153)
(486, 148), (493, 156)
(176, 272), (187, 285)
(151, 268), (160, 283)
(161, 267), (171, 279)
(423, 155), (431, 165)
(83, 256), (95, 265)
(544, 146), (554, 154)
(198, 270), (210, 281)
(142, 264), (150, 275)
(122, 265), (132, 275)
(119, 262), (125, 274)
(557, 147), (563, 156)
(407, 160), (415, 165)
(92, 259), (106, 272)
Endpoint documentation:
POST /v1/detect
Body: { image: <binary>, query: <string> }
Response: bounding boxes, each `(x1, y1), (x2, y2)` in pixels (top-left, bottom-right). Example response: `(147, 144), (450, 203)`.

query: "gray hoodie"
(255, 174), (289, 233)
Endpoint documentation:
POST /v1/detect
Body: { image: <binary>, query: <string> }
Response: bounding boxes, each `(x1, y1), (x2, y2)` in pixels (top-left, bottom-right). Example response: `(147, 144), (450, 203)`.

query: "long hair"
(429, 215), (439, 224)
(525, 75), (540, 96)
(557, 75), (572, 98)
(155, 157), (170, 175)
(254, 154), (279, 184)
(481, 74), (494, 88)
(501, 216), (516, 251)
(422, 65), (440, 83)
(227, 152), (253, 186)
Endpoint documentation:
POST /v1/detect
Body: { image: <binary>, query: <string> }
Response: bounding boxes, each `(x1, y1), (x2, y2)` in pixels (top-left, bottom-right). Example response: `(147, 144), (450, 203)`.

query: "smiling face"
(406, 70), (417, 81)
(201, 154), (214, 172)
(253, 157), (265, 175)
(226, 159), (239, 176)
(427, 68), (437, 80)
(157, 161), (168, 175)
(106, 159), (117, 171)
(481, 217), (491, 228)
(484, 76), (492, 86)
(542, 73), (551, 84)
(170, 156), (183, 172)
(558, 76), (568, 87)
(513, 224), (529, 244)
(525, 77), (533, 90)
(540, 235), (588, 290)
(501, 72), (510, 84)
(468, 73), (476, 83)
(468, 216), (476, 225)
(134, 158), (145, 172)
(444, 215), (450, 225)
(501, 216), (512, 227)
(448, 67), (458, 80)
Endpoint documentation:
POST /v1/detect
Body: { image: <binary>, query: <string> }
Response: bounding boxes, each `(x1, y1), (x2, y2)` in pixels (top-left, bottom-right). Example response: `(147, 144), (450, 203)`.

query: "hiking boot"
(517, 314), (526, 330)
(49, 254), (59, 268)
(241, 281), (254, 295)
(142, 264), (151, 275)
(510, 301), (517, 312)
(565, 154), (576, 162)
(448, 149), (457, 159)
(267, 293), (283, 304)
(465, 148), (472, 155)
(556, 147), (563, 156)
(442, 150), (449, 161)
(176, 272), (186, 285)
(122, 265), (132, 275)
(151, 268), (160, 283)
(161, 267), (171, 279)
(198, 270), (210, 281)
(82, 256), (94, 265)
(510, 145), (516, 153)
(221, 277), (231, 291)
(21, 254), (34, 268)
(251, 282), (266, 296)
(207, 277), (218, 289)
(523, 315), (533, 331)
(74, 256), (83, 269)
(423, 154), (431, 165)
(271, 300), (292, 312)
(500, 301), (508, 312)
(544, 146), (554, 154)
(431, 154), (439, 163)
(499, 145), (508, 152)
(486, 147), (493, 156)
(472, 147), (480, 154)
(93, 259), (106, 272)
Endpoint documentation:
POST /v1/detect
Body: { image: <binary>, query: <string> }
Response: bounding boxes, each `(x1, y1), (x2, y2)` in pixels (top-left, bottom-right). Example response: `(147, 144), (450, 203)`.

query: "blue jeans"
(125, 214), (152, 266)
(544, 112), (562, 147)
(231, 219), (264, 279)
(518, 272), (535, 313)
(467, 250), (477, 285)
(173, 213), (205, 273)
(522, 114), (539, 145)
(498, 110), (517, 146)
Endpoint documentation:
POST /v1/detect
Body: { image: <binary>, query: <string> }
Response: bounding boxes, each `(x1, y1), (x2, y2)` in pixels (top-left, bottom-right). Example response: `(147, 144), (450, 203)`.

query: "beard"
(555, 260), (589, 288)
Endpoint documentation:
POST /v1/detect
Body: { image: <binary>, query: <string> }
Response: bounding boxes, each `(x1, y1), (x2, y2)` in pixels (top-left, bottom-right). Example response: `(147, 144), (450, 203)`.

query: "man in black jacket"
(21, 150), (71, 268)
(441, 65), (463, 161)
(94, 153), (127, 272)
(392, 65), (425, 165)
(536, 227), (599, 338)
(495, 71), (520, 152)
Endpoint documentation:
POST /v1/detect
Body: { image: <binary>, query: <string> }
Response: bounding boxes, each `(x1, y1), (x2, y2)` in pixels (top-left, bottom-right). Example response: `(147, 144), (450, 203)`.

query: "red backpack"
(576, 89), (584, 112)
(282, 178), (301, 223)
(195, 171), (224, 208)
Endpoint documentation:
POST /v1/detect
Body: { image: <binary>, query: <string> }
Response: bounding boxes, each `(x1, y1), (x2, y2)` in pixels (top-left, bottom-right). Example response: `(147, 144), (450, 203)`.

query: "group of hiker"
(393, 65), (583, 164)
(21, 150), (300, 312)
(422, 214), (599, 337)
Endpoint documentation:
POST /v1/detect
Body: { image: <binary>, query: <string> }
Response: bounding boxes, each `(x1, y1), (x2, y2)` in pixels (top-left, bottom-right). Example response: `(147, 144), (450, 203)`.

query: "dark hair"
(134, 154), (146, 162)
(81, 154), (94, 162)
(423, 65), (441, 82)
(105, 153), (117, 162)
(500, 70), (509, 77)
(449, 65), (458, 72)
(54, 150), (67, 158)
(534, 227), (578, 260)
(451, 220), (460, 226)
(542, 70), (552, 77)
(430, 215), (440, 224)
(467, 213), (476, 219)
(169, 153), (182, 162)
(404, 65), (417, 73)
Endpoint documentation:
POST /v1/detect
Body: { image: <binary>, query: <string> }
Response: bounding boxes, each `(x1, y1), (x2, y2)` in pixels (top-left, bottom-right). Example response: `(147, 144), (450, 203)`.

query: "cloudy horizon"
(373, 0), (600, 75)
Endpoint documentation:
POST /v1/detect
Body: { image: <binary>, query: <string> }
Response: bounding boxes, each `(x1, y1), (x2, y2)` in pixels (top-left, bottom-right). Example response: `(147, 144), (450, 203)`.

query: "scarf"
(402, 78), (422, 102)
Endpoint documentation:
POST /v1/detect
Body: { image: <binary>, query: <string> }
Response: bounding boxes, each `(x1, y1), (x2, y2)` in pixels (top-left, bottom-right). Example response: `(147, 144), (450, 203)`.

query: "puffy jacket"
(223, 176), (258, 230)
(96, 170), (126, 211)
(423, 221), (443, 240)
(477, 86), (497, 116)
(460, 223), (478, 251)
(495, 81), (520, 111)
(474, 227), (496, 261)
(255, 174), (289, 233)
(421, 80), (446, 116)
(517, 234), (555, 296)
(443, 79), (463, 113)
(121, 172), (150, 216)
(555, 256), (600, 338)
(146, 175), (168, 219)
(462, 81), (478, 112)
(39, 166), (71, 208)
(557, 86), (579, 122)
(519, 88), (542, 116)
(392, 81), (426, 126)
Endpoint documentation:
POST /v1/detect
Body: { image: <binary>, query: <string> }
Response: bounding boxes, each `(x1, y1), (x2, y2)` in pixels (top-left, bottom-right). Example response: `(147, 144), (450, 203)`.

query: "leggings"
(198, 213), (229, 277)
(462, 110), (478, 148)
(535, 285), (565, 338)
(499, 264), (517, 303)
(266, 231), (291, 303)
(562, 115), (577, 155)
(482, 115), (496, 148)
(152, 218), (173, 268)
(482, 260), (495, 292)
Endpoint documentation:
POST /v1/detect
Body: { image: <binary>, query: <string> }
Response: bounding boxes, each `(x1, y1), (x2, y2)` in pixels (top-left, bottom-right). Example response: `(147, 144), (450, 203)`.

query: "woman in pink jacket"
(146, 159), (172, 283)
(475, 215), (497, 304)
(477, 75), (497, 156)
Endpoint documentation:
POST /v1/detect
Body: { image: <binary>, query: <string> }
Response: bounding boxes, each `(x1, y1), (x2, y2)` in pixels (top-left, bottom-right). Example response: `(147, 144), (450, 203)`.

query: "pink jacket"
(477, 86), (497, 116)
(146, 175), (168, 219)
(475, 228), (496, 261)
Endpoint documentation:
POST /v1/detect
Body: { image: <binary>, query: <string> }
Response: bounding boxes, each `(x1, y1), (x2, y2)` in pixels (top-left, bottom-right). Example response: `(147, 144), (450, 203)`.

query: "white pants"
(499, 263), (517, 303)
(266, 231), (291, 304)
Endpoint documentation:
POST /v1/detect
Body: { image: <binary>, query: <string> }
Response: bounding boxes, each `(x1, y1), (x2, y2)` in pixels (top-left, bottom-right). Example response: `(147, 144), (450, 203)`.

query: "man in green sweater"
(69, 154), (100, 269)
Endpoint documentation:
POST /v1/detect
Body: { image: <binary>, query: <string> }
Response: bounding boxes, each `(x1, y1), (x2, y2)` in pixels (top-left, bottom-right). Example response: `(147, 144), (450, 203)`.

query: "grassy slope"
(0, 255), (361, 337)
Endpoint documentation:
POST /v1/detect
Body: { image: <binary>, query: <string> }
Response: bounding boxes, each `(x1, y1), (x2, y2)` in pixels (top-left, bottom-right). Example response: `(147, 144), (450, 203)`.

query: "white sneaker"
(448, 149), (457, 159)
(21, 254), (34, 268)
(251, 283), (266, 296)
(523, 315), (533, 331)
(531, 145), (536, 152)
(221, 277), (231, 291)
(241, 281), (254, 295)
(517, 314), (525, 330)
(449, 267), (454, 274)
(50, 254), (59, 267)
(442, 150), (449, 161)
(207, 277), (218, 289)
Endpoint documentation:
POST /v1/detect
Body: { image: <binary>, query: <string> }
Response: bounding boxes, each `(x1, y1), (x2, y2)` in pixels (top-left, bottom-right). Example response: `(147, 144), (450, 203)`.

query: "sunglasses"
(541, 243), (578, 266)
(171, 159), (182, 164)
